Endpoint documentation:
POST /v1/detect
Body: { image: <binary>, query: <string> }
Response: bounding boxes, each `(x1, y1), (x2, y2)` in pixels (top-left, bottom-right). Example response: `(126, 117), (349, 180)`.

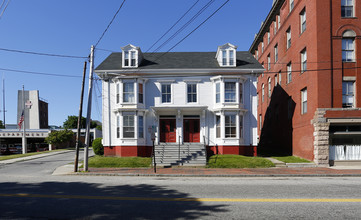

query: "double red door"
(183, 119), (200, 143)
(160, 119), (176, 143)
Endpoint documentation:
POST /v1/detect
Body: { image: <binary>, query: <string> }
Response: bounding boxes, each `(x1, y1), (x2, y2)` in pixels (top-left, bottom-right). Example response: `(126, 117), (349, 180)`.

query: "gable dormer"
(216, 43), (237, 67)
(121, 44), (143, 68)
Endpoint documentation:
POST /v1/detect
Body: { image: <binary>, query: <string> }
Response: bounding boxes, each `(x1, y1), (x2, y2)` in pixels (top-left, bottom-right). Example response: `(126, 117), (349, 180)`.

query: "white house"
(95, 43), (264, 166)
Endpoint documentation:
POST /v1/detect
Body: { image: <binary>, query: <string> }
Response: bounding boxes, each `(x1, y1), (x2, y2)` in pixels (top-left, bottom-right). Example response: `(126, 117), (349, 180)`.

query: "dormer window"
(121, 44), (143, 68)
(216, 43), (237, 67)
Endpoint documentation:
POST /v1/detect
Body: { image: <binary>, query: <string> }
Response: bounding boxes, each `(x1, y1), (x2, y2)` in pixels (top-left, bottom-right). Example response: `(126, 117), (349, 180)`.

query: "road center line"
(1, 193), (361, 203)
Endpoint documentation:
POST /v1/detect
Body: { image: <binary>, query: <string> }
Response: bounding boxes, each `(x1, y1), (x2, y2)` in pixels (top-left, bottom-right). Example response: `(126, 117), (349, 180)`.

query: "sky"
(0, 0), (273, 127)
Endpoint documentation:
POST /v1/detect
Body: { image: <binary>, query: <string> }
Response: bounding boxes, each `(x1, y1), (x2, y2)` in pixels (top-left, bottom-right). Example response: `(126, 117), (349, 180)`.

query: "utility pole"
(22, 85), (27, 154)
(74, 61), (87, 172)
(84, 45), (95, 171)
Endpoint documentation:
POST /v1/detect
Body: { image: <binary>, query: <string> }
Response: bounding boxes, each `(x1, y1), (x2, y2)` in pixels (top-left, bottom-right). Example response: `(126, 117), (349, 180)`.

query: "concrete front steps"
(154, 143), (206, 167)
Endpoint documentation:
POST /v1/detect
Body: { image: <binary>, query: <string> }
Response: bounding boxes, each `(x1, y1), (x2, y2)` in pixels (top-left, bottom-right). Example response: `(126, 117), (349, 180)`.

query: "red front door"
(160, 119), (176, 142)
(183, 119), (200, 143)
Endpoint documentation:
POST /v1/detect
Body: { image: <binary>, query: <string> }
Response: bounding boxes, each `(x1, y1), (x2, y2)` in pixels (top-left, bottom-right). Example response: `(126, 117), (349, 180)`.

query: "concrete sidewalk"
(54, 165), (361, 177)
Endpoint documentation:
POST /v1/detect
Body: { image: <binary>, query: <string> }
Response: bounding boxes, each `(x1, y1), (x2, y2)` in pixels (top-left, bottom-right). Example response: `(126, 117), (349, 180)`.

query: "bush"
(92, 138), (103, 155)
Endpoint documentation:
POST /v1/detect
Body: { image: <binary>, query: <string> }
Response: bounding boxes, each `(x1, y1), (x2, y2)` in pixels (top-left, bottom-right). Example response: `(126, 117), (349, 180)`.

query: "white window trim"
(123, 81), (135, 103)
(342, 80), (355, 108)
(186, 83), (199, 104)
(286, 28), (291, 49)
(301, 88), (307, 114)
(342, 38), (355, 62)
(287, 63), (292, 84)
(290, 0), (294, 13)
(300, 9), (306, 34)
(341, 0), (354, 18)
(301, 49), (307, 73)
(220, 49), (236, 67)
(161, 83), (172, 104)
(122, 49), (138, 68)
(274, 44), (278, 62)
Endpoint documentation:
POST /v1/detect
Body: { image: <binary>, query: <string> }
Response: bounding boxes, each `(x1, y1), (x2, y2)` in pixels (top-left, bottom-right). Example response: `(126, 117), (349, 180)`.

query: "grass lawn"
(0, 149), (68, 161)
(207, 155), (275, 168)
(88, 155), (152, 168)
(272, 156), (311, 163)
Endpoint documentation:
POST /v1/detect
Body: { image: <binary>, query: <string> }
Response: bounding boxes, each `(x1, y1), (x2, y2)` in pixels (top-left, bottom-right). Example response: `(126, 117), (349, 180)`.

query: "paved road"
(1, 152), (361, 219)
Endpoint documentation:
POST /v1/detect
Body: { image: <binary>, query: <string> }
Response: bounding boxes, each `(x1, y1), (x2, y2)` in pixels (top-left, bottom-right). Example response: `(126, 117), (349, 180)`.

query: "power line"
(145, 0), (200, 53)
(151, 0), (215, 54)
(155, 0), (230, 61)
(0, 0), (11, 19)
(94, 0), (126, 48)
(0, 67), (83, 78)
(0, 47), (88, 59)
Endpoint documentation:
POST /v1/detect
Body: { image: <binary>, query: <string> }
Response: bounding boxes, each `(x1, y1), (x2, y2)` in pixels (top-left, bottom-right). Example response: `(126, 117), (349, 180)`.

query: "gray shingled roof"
(95, 51), (263, 71)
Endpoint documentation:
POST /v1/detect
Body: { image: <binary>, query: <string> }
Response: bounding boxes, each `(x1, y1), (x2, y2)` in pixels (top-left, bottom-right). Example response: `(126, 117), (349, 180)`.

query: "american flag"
(18, 110), (24, 130)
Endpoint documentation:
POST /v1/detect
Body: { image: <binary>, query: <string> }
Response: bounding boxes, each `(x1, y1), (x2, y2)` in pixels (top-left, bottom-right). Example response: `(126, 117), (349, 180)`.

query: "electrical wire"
(151, 0), (215, 54)
(0, 47), (88, 59)
(0, 67), (83, 78)
(145, 0), (200, 53)
(94, 0), (126, 48)
(0, 0), (10, 18)
(155, 0), (230, 61)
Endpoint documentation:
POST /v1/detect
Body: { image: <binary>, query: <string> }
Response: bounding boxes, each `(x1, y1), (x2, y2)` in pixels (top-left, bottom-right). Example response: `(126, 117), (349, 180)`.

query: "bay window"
(225, 82), (236, 102)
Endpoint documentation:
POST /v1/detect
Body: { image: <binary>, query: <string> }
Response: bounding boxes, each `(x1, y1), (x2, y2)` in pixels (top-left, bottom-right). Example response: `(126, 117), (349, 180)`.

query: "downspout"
(330, 0), (334, 108)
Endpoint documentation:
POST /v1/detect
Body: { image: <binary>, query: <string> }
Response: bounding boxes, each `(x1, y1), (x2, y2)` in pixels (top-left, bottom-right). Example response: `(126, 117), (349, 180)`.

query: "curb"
(68, 172), (361, 178)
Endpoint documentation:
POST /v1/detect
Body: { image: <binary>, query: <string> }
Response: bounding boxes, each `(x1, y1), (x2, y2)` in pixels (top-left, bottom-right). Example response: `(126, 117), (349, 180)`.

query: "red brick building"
(250, 0), (361, 166)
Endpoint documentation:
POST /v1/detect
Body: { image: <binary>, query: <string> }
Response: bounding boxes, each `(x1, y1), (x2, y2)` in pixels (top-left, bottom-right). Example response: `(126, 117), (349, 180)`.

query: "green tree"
(45, 129), (74, 147)
(63, 115), (98, 129)
(0, 120), (4, 129)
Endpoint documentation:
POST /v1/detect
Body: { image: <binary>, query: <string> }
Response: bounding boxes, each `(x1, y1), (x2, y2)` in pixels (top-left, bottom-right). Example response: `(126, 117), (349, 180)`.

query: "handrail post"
(178, 135), (181, 161)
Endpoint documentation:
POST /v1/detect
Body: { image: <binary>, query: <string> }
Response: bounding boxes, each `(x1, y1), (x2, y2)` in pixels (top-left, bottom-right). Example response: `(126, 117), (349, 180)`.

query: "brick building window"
(274, 44), (278, 62)
(287, 62), (292, 83)
(279, 71), (282, 85)
(261, 42), (264, 53)
(342, 38), (355, 62)
(290, 0), (294, 12)
(342, 81), (355, 108)
(262, 84), (265, 102)
(268, 77), (271, 98)
(286, 27), (291, 49)
(267, 54), (271, 70)
(267, 32), (270, 45)
(341, 0), (354, 17)
(300, 9), (306, 34)
(301, 88), (307, 114)
(301, 49), (307, 73)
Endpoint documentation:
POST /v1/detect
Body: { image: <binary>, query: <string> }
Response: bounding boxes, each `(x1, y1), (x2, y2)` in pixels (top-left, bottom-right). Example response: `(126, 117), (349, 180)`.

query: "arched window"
(342, 30), (356, 62)
(268, 78), (271, 98)
(262, 84), (265, 102)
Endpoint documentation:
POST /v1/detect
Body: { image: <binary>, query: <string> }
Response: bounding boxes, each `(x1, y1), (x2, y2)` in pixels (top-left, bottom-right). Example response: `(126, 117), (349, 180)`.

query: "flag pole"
(22, 85), (27, 154)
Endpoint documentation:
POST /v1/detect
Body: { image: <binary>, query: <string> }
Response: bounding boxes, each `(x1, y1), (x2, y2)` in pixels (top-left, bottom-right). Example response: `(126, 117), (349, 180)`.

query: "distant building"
(17, 90), (48, 129)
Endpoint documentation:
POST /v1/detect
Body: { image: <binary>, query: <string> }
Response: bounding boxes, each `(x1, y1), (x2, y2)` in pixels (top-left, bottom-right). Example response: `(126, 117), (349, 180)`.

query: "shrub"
(92, 138), (103, 155)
